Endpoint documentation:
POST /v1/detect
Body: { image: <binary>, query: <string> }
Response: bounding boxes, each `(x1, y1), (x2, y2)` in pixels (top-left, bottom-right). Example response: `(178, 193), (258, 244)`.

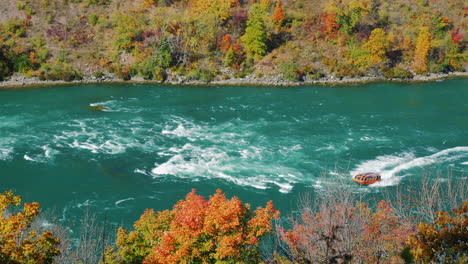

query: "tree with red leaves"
(105, 189), (279, 264)
(278, 198), (413, 264)
(272, 0), (285, 29)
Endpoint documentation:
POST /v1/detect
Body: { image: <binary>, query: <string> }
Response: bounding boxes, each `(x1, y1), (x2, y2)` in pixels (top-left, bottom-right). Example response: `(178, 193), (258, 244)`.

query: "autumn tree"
(272, 0), (285, 30)
(355, 28), (389, 70)
(324, 12), (340, 37)
(412, 27), (431, 75)
(241, 4), (268, 61)
(327, 0), (372, 34)
(189, 0), (237, 22)
(408, 201), (468, 263)
(0, 190), (61, 264)
(355, 201), (414, 264)
(220, 34), (233, 53)
(105, 189), (280, 264)
(277, 193), (413, 264)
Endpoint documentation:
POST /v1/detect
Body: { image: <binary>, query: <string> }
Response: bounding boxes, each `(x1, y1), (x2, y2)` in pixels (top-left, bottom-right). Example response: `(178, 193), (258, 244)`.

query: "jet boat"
(352, 173), (381, 185)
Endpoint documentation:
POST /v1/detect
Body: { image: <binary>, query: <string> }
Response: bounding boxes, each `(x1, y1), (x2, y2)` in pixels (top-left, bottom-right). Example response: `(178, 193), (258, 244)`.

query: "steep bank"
(1, 0), (466, 86)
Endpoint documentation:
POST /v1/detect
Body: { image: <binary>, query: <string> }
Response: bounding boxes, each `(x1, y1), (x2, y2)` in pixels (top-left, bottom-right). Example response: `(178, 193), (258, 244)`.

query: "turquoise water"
(0, 79), (467, 228)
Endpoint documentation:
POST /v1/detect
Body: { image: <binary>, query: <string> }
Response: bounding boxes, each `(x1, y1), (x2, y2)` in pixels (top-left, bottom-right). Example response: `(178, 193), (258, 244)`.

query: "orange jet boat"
(352, 173), (382, 185)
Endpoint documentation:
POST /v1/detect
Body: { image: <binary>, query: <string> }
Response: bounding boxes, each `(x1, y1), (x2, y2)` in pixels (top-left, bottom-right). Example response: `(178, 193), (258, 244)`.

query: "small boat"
(352, 173), (381, 185)
(89, 104), (109, 112)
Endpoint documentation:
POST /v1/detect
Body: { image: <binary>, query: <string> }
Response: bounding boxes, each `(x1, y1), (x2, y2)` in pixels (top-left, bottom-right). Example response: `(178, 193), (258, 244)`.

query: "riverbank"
(0, 71), (467, 89)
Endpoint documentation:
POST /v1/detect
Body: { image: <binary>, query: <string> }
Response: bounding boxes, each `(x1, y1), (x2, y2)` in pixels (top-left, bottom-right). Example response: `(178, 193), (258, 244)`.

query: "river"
(0, 79), (467, 229)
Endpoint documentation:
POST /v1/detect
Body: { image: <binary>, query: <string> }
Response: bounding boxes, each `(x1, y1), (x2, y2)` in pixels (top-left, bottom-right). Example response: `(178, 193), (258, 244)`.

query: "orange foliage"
(220, 34), (233, 52)
(0, 190), (60, 264)
(142, 0), (157, 8)
(272, 0), (286, 28)
(324, 13), (339, 35)
(408, 201), (468, 263)
(108, 189), (279, 264)
(357, 201), (415, 263)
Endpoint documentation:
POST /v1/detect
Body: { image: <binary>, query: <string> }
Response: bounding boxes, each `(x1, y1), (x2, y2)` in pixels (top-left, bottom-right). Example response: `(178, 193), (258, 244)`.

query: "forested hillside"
(0, 0), (466, 82)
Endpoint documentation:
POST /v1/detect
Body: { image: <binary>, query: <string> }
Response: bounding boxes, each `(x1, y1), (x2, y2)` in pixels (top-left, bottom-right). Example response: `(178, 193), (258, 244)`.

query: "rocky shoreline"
(0, 71), (467, 89)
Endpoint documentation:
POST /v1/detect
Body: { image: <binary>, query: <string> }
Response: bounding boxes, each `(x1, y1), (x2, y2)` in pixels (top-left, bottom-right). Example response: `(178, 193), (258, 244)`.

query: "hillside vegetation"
(0, 0), (466, 82)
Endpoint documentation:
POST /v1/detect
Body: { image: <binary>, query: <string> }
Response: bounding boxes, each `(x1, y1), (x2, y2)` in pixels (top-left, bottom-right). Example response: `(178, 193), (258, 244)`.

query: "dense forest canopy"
(0, 0), (466, 82)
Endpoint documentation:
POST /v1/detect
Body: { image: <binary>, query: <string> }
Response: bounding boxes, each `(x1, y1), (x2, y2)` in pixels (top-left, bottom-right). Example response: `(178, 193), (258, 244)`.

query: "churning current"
(0, 79), (467, 225)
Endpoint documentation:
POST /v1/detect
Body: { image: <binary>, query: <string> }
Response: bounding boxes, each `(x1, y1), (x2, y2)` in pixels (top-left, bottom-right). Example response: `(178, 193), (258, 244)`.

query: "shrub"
(86, 0), (111, 6)
(88, 13), (98, 25)
(11, 53), (33, 73)
(383, 67), (413, 79)
(280, 61), (300, 81)
(113, 65), (131, 81)
(38, 61), (82, 81)
(307, 71), (326, 80)
(153, 66), (166, 82)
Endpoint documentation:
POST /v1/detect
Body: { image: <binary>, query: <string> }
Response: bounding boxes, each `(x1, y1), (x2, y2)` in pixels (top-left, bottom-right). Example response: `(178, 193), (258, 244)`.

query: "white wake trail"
(352, 147), (468, 187)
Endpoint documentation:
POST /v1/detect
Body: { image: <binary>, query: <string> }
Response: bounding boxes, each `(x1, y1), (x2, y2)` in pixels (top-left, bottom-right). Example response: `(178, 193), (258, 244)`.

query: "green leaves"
(241, 4), (268, 61)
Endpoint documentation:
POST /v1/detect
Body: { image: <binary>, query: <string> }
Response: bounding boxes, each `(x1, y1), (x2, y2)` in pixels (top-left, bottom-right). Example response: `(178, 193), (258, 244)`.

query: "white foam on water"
(461, 161), (468, 165)
(42, 145), (59, 159)
(76, 199), (94, 208)
(0, 148), (13, 160)
(161, 116), (255, 145)
(115, 197), (135, 206)
(359, 136), (389, 142)
(90, 99), (141, 113)
(134, 169), (150, 176)
(0, 137), (15, 160)
(315, 145), (335, 151)
(53, 119), (160, 155)
(23, 154), (34, 161)
(151, 143), (301, 193)
(351, 147), (468, 187)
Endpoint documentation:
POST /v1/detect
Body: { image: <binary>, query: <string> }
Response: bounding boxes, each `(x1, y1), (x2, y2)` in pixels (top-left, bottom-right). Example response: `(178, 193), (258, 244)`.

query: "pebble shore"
(1, 71), (466, 89)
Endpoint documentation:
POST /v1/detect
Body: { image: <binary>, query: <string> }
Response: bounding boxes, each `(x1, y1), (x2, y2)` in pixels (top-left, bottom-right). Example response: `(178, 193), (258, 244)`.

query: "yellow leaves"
(0, 190), (60, 264)
(349, 0), (372, 16)
(365, 28), (388, 65)
(24, 202), (40, 219)
(412, 27), (431, 75)
(259, 0), (272, 9)
(0, 190), (22, 210)
(407, 201), (468, 263)
(351, 28), (389, 71)
(189, 0), (237, 22)
(142, 0), (157, 8)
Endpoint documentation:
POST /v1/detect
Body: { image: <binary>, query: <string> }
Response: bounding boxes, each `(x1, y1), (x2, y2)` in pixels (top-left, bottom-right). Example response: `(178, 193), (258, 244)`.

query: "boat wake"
(351, 147), (468, 187)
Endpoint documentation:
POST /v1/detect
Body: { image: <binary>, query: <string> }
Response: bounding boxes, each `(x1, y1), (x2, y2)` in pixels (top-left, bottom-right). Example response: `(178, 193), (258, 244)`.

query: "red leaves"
(172, 189), (208, 231)
(272, 0), (285, 27)
(220, 34), (233, 52)
(451, 28), (463, 44)
(279, 199), (414, 264)
(324, 13), (340, 35)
